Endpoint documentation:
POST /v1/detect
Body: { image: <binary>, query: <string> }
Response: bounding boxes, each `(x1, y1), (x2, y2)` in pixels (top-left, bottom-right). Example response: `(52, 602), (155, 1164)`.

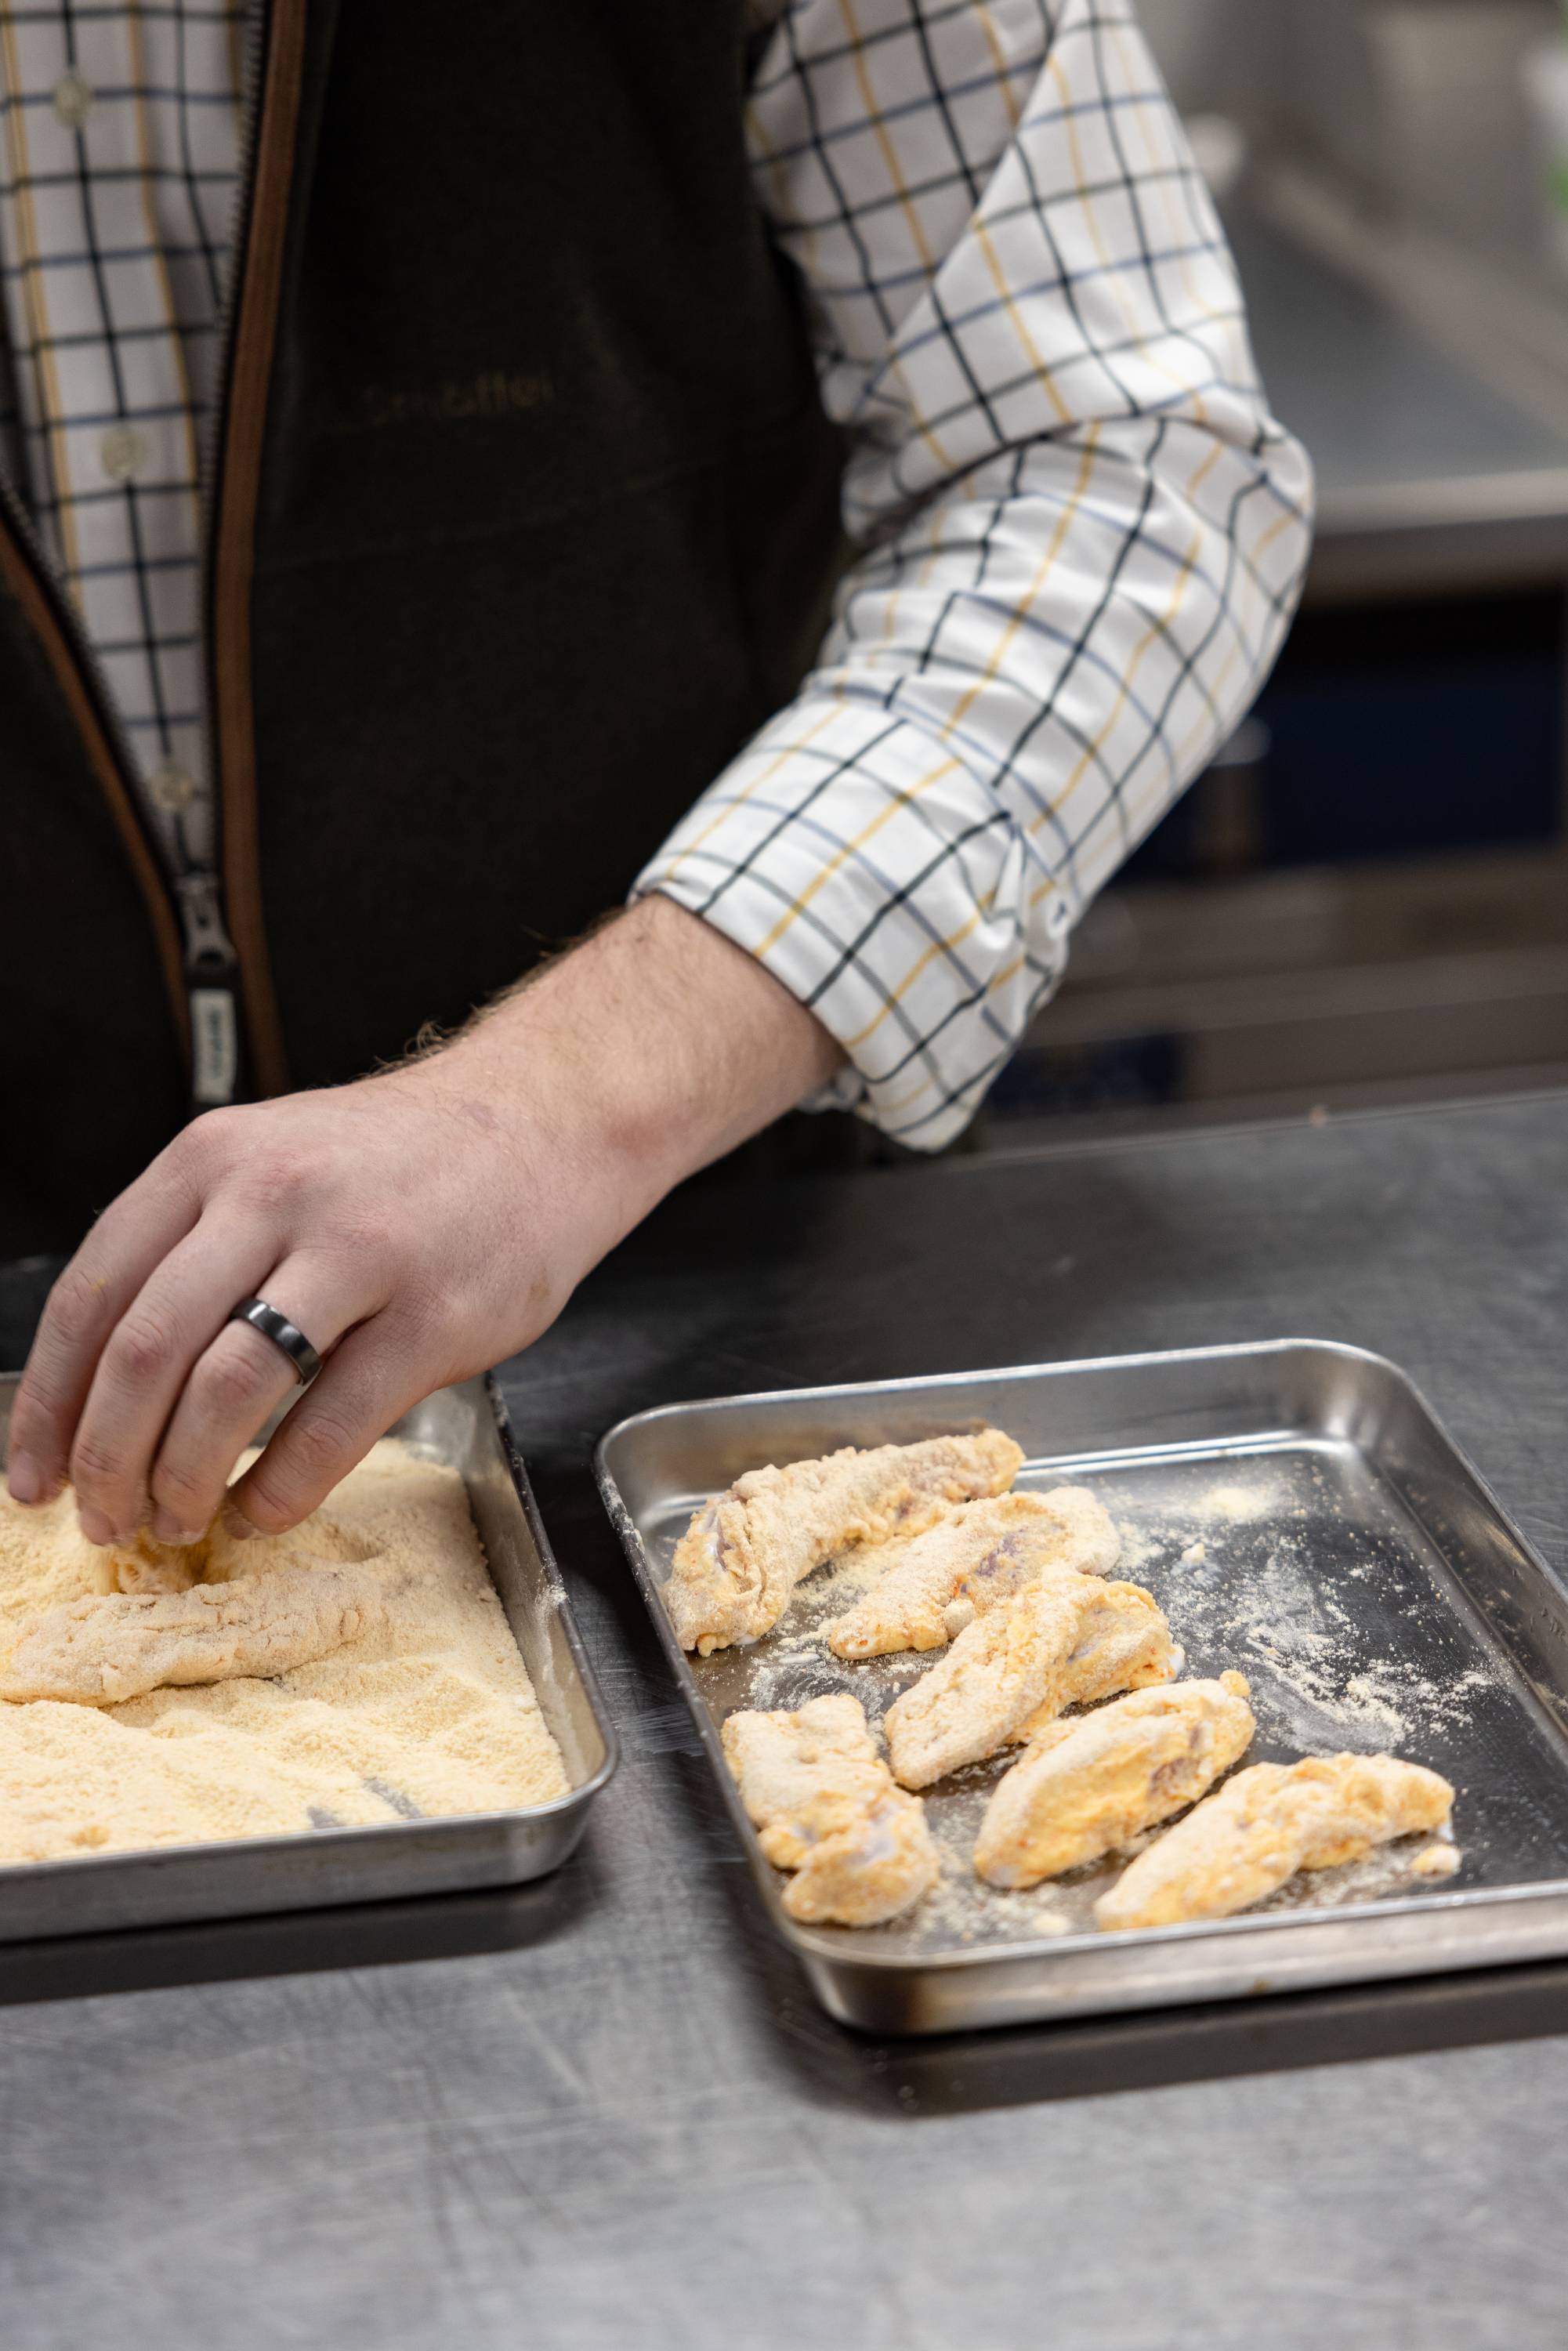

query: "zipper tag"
(176, 871), (237, 969)
(176, 871), (243, 1107)
(190, 985), (241, 1106)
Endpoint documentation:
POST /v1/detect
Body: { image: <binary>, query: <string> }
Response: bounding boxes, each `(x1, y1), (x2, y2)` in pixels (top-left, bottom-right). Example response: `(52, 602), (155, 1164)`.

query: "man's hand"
(5, 897), (842, 1546)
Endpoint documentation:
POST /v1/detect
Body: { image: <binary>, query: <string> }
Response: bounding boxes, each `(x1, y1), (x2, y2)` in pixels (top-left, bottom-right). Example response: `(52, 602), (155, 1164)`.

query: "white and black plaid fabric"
(642, 0), (1314, 1145)
(0, 0), (1313, 1143)
(0, 0), (244, 868)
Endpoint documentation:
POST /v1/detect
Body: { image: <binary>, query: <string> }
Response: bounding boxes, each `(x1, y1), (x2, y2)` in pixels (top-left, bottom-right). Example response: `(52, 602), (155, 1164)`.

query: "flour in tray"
(1197, 1527), (1497, 1748)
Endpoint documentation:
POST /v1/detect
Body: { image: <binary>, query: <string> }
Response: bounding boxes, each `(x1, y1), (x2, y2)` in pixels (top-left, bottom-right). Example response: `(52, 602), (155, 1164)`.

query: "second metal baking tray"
(597, 1340), (1568, 2034)
(0, 1371), (617, 1942)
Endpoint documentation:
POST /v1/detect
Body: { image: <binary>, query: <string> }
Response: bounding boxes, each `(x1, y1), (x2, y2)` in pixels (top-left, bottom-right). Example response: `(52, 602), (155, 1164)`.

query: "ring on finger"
(227, 1296), (324, 1386)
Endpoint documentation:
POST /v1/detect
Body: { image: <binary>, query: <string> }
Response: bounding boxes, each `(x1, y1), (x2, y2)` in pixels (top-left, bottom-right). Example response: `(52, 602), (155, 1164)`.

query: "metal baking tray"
(597, 1340), (1568, 2034)
(0, 1371), (616, 1941)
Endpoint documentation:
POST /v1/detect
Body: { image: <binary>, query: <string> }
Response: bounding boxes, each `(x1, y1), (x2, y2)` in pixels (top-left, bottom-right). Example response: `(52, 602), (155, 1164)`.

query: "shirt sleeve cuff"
(632, 697), (1066, 1151)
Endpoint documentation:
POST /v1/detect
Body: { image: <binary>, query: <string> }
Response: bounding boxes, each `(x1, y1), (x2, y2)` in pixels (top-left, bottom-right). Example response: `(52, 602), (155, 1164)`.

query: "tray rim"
(0, 1367), (618, 1917)
(594, 1335), (1568, 1996)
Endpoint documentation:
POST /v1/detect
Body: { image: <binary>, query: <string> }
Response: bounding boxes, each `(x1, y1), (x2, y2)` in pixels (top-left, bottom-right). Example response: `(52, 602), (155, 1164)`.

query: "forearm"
(414, 895), (844, 1272)
(7, 898), (842, 1542)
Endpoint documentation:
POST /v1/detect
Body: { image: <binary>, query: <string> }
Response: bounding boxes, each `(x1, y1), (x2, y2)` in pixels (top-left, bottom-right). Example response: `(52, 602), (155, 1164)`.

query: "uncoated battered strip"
(827, 1485), (1120, 1660)
(665, 1429), (1023, 1655)
(1095, 1751), (1456, 1932)
(721, 1691), (939, 1926)
(975, 1673), (1255, 1887)
(0, 1561), (389, 1707)
(884, 1577), (1175, 1791)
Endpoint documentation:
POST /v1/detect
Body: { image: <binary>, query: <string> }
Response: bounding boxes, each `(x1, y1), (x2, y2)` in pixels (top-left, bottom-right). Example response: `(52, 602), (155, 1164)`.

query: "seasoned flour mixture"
(0, 1440), (568, 1865)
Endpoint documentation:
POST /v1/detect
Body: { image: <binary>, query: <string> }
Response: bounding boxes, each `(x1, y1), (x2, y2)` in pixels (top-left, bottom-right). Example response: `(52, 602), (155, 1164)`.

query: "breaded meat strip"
(666, 1429), (1023, 1656)
(0, 1562), (387, 1707)
(884, 1578), (1175, 1791)
(975, 1672), (1255, 1887)
(1095, 1752), (1456, 1932)
(827, 1486), (1119, 1660)
(721, 1691), (938, 1926)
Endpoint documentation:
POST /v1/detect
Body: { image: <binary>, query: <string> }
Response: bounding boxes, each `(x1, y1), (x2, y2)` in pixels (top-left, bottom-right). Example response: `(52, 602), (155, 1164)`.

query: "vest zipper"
(0, 13), (282, 1117)
(0, 456), (246, 1111)
(0, 470), (202, 1080)
(2, 0), (306, 1119)
(175, 873), (244, 1107)
(198, 0), (306, 1103)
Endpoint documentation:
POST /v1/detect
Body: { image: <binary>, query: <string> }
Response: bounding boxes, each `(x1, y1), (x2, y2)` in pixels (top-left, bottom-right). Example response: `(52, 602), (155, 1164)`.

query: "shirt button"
(99, 423), (150, 483)
(52, 72), (95, 130)
(149, 763), (197, 814)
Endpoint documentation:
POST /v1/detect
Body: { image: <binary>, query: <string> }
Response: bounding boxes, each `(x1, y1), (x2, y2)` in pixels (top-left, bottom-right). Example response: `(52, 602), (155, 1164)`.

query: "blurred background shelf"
(1231, 201), (1568, 601)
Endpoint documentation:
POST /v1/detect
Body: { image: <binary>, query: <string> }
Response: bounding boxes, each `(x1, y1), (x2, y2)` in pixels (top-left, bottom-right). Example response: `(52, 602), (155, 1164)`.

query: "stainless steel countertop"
(3, 1089), (1568, 2346)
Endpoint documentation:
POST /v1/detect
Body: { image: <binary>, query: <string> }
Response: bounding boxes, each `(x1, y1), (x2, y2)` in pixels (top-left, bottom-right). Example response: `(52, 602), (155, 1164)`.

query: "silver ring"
(229, 1296), (324, 1386)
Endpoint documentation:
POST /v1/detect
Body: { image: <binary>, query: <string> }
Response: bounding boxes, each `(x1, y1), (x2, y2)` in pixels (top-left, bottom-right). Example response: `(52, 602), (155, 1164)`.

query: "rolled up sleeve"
(637, 0), (1314, 1146)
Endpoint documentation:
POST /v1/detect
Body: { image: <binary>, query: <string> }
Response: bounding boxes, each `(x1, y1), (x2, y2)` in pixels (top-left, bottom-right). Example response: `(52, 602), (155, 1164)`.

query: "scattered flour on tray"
(1200, 1483), (1277, 1524)
(1204, 1529), (1496, 1747)
(1116, 1519), (1161, 1576)
(0, 1439), (568, 1866)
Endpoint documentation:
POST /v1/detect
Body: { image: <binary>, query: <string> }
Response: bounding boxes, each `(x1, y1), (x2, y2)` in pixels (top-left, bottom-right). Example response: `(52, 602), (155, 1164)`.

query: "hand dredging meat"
(0, 1560), (389, 1707)
(1094, 1751), (1456, 1932)
(0, 1440), (568, 1866)
(884, 1577), (1175, 1791)
(975, 1672), (1255, 1887)
(826, 1486), (1119, 1660)
(665, 1429), (1023, 1656)
(721, 1691), (938, 1925)
(103, 1514), (274, 1596)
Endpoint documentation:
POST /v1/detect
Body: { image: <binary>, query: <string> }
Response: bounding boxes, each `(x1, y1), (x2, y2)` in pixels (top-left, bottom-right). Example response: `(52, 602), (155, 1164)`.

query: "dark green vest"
(0, 0), (845, 1259)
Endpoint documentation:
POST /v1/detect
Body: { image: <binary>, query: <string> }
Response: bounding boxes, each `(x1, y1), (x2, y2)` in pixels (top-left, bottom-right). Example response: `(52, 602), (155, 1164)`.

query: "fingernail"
(220, 1499), (260, 1542)
(6, 1451), (42, 1505)
(150, 1509), (205, 1548)
(78, 1505), (116, 1548)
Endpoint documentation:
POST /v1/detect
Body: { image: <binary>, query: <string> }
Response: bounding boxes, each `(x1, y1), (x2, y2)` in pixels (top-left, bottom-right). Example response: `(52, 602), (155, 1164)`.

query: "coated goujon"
(827, 1486), (1119, 1659)
(1095, 1752), (1455, 1932)
(1006, 1582), (1182, 1747)
(666, 1429), (1023, 1655)
(975, 1673), (1255, 1887)
(884, 1577), (1175, 1791)
(721, 1692), (938, 1926)
(0, 1562), (387, 1707)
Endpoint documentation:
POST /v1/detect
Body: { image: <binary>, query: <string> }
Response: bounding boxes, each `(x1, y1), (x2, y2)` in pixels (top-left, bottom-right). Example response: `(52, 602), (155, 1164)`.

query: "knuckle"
(69, 1432), (126, 1494)
(45, 1262), (110, 1352)
(181, 1105), (246, 1167)
(285, 1406), (360, 1481)
(195, 1338), (276, 1419)
(243, 1407), (361, 1529)
(237, 1149), (316, 1224)
(150, 1454), (215, 1517)
(329, 1205), (397, 1262)
(234, 1480), (292, 1534)
(386, 1281), (447, 1355)
(237, 1458), (308, 1533)
(9, 1371), (67, 1447)
(107, 1308), (179, 1388)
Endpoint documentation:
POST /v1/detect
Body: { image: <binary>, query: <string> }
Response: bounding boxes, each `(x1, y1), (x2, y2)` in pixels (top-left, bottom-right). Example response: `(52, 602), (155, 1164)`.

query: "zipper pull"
(176, 871), (242, 1108)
